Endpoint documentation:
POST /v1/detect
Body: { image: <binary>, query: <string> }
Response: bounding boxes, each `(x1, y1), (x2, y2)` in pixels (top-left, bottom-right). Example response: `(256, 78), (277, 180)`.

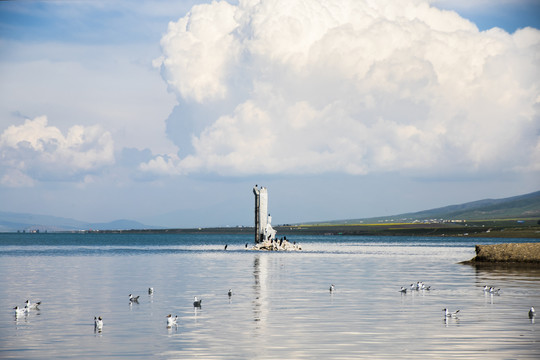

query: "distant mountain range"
(309, 190), (540, 225)
(1, 190), (539, 232)
(0, 211), (156, 233)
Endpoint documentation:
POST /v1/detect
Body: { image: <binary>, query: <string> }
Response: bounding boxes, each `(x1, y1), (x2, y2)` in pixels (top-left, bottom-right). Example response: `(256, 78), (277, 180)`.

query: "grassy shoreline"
(66, 220), (540, 239)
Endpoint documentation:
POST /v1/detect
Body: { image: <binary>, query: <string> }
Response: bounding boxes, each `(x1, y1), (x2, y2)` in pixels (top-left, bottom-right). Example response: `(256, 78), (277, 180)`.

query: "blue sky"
(1, 0), (539, 228)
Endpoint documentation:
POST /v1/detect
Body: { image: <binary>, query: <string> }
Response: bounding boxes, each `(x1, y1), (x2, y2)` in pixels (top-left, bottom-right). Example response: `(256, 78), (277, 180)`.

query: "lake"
(0, 233), (539, 359)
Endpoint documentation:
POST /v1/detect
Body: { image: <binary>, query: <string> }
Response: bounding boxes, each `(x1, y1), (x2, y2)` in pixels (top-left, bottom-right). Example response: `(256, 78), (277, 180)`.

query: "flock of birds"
(94, 287), (230, 330)
(14, 286), (233, 333)
(399, 281), (431, 293)
(14, 283), (536, 332)
(13, 299), (41, 317)
(395, 281), (536, 322)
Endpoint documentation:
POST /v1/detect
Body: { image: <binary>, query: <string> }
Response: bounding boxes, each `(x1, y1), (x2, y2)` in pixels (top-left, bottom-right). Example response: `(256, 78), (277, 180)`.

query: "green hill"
(311, 190), (540, 225)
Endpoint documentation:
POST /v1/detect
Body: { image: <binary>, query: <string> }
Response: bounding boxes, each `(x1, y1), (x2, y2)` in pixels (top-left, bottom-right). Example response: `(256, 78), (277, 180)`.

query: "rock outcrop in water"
(250, 238), (302, 251)
(464, 243), (540, 263)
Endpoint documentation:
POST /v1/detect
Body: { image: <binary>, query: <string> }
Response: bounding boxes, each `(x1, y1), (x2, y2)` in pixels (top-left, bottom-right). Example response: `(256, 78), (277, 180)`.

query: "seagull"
(129, 294), (140, 303)
(399, 287), (407, 294)
(420, 283), (431, 291)
(94, 316), (103, 330)
(193, 296), (202, 307)
(489, 287), (501, 295)
(166, 314), (178, 327)
(14, 306), (28, 316)
(529, 307), (536, 319)
(443, 308), (460, 318)
(329, 284), (335, 293)
(410, 283), (418, 291)
(25, 299), (41, 310)
(148, 287), (154, 295)
(228, 289), (232, 297)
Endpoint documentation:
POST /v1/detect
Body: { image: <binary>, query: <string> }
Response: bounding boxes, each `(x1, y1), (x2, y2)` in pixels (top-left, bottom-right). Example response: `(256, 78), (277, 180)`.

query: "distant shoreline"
(20, 222), (539, 239)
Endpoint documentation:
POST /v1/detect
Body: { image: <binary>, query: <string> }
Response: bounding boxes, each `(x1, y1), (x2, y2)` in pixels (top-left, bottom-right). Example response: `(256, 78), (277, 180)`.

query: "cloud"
(0, 116), (114, 185)
(154, 0), (241, 102)
(148, 0), (540, 178)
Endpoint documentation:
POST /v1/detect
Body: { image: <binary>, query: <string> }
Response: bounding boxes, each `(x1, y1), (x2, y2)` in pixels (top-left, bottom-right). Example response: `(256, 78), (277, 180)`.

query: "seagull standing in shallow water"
(228, 289), (233, 297)
(329, 284), (335, 293)
(399, 287), (407, 294)
(193, 297), (202, 307)
(148, 287), (154, 295)
(129, 294), (140, 303)
(529, 307), (536, 319)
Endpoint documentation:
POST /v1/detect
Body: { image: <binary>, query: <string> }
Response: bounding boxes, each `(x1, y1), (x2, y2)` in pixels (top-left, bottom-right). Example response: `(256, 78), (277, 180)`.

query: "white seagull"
(443, 308), (460, 318)
(166, 314), (178, 327)
(193, 296), (202, 307)
(25, 299), (41, 310)
(228, 289), (232, 297)
(329, 284), (335, 293)
(94, 316), (103, 330)
(148, 287), (154, 295)
(529, 307), (536, 319)
(489, 287), (501, 295)
(129, 294), (140, 303)
(14, 306), (28, 316)
(399, 287), (407, 294)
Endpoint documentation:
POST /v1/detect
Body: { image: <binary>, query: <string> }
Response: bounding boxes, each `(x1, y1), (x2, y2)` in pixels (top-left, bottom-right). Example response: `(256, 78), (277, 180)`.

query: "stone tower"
(253, 185), (276, 243)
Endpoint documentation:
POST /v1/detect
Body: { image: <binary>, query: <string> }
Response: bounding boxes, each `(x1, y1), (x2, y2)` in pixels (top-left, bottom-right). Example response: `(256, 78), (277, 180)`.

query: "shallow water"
(0, 233), (539, 359)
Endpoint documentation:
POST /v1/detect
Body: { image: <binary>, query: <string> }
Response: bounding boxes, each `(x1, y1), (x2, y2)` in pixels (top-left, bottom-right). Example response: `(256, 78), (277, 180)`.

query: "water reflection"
(252, 255), (264, 324)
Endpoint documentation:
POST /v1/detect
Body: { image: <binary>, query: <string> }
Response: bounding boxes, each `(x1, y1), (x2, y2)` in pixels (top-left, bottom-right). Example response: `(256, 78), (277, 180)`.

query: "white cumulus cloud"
(0, 116), (114, 186)
(149, 0), (540, 177)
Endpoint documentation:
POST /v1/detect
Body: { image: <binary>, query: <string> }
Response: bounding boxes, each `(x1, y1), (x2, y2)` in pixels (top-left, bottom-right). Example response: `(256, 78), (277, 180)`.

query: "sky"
(0, 0), (539, 228)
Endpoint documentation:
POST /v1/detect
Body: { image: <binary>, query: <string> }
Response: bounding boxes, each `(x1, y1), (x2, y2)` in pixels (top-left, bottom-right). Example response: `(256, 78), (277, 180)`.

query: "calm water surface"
(0, 233), (539, 359)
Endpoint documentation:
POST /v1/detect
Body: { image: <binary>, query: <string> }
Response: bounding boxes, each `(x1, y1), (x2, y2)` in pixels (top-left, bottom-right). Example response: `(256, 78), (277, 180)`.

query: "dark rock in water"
(462, 243), (540, 264)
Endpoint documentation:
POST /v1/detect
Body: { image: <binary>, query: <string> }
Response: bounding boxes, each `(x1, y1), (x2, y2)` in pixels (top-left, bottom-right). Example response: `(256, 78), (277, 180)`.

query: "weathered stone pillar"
(253, 185), (269, 244)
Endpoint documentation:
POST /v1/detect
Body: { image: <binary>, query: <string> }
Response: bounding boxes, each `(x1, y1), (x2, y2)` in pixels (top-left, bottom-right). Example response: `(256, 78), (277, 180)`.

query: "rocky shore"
(463, 243), (540, 264)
